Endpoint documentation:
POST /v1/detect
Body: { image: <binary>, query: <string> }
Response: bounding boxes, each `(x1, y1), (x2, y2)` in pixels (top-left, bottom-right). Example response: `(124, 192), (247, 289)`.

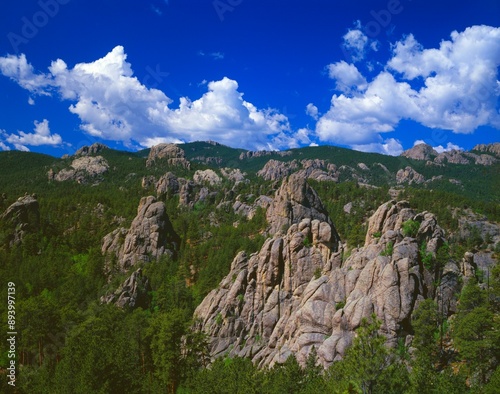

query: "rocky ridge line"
(401, 143), (498, 166)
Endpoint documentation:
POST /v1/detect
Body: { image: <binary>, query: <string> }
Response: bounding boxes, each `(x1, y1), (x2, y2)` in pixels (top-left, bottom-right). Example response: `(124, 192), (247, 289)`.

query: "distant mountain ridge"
(1, 141), (499, 204)
(401, 142), (499, 166)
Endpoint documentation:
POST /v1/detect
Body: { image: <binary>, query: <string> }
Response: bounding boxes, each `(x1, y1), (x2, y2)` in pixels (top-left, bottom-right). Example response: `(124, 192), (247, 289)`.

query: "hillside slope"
(0, 141), (499, 393)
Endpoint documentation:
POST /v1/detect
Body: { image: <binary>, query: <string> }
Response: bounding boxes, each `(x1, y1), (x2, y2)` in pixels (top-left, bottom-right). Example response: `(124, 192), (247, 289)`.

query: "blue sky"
(0, 0), (499, 156)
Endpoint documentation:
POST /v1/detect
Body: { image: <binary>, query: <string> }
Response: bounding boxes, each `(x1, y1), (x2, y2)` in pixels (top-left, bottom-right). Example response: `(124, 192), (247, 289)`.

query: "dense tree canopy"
(0, 144), (498, 393)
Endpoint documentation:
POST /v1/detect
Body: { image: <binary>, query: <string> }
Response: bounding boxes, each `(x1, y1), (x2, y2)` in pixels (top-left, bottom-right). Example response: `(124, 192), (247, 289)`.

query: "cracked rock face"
(1, 194), (40, 246)
(266, 173), (337, 236)
(193, 216), (339, 366)
(102, 196), (179, 273)
(193, 195), (463, 368)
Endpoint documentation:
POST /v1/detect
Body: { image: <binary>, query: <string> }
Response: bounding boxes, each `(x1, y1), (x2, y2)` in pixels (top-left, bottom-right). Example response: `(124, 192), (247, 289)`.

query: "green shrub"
(380, 241), (394, 257)
(303, 236), (312, 248)
(402, 219), (420, 238)
(420, 242), (434, 270)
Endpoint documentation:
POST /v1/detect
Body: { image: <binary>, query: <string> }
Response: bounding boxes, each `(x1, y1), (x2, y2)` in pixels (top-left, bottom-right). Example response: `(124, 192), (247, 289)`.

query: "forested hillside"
(1, 141), (499, 393)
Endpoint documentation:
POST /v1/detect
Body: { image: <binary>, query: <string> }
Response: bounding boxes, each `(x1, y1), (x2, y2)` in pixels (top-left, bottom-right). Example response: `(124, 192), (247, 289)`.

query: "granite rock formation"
(1, 194), (40, 246)
(74, 143), (108, 156)
(193, 190), (464, 368)
(401, 143), (438, 161)
(100, 268), (152, 309)
(194, 169), (222, 186)
(102, 196), (179, 273)
(146, 143), (191, 169)
(401, 143), (497, 166)
(49, 156), (109, 183)
(396, 166), (425, 185)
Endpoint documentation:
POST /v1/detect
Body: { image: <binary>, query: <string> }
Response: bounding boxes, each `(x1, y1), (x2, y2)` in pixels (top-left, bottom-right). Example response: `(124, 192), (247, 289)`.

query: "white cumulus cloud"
(306, 103), (319, 120)
(0, 53), (52, 95)
(327, 61), (367, 94)
(5, 119), (62, 151)
(0, 46), (293, 151)
(314, 25), (500, 151)
(342, 29), (369, 62)
(0, 130), (10, 151)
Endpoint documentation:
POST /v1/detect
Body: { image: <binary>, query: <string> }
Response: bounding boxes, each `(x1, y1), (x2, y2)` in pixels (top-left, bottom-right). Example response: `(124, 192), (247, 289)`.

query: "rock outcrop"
(221, 168), (246, 183)
(194, 169), (222, 186)
(357, 163), (369, 171)
(401, 143), (438, 161)
(145, 172), (196, 207)
(265, 173), (338, 236)
(401, 143), (497, 166)
(257, 160), (299, 181)
(233, 196), (273, 220)
(155, 172), (180, 196)
(433, 150), (472, 165)
(194, 207), (340, 367)
(473, 142), (500, 157)
(396, 166), (425, 185)
(1, 194), (40, 246)
(102, 196), (179, 273)
(193, 193), (463, 368)
(239, 150), (292, 160)
(74, 143), (108, 156)
(146, 143), (191, 169)
(49, 156), (109, 183)
(100, 268), (151, 309)
(257, 159), (338, 182)
(296, 160), (338, 182)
